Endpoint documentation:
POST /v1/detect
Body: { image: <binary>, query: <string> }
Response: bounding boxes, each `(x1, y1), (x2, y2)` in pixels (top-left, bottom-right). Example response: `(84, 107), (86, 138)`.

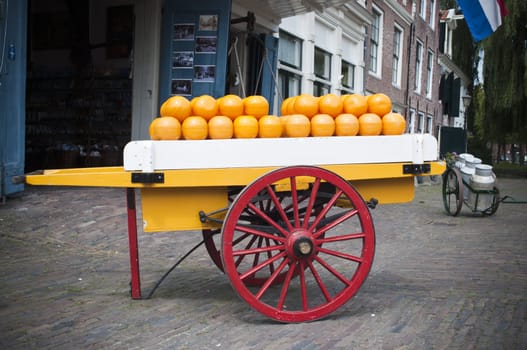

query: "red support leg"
(126, 188), (142, 299)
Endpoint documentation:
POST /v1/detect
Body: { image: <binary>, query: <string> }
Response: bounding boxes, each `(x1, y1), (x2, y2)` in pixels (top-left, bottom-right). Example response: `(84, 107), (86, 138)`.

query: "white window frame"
(313, 46), (332, 95)
(369, 6), (383, 77)
(409, 109), (416, 133)
(314, 46), (331, 81)
(429, 0), (436, 28)
(419, 0), (427, 20)
(426, 114), (434, 133)
(425, 49), (434, 98)
(341, 60), (356, 93)
(417, 111), (425, 133)
(278, 30), (302, 70)
(278, 30), (303, 99)
(392, 25), (403, 88)
(414, 41), (423, 93)
(278, 69), (302, 99)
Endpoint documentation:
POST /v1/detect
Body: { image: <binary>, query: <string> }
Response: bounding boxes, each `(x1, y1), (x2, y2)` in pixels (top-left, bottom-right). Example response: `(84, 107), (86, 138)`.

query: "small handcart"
(442, 163), (500, 216)
(24, 134), (445, 322)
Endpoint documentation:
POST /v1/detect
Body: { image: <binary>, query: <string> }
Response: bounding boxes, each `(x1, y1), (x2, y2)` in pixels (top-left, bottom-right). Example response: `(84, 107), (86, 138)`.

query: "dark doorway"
(25, 0), (134, 171)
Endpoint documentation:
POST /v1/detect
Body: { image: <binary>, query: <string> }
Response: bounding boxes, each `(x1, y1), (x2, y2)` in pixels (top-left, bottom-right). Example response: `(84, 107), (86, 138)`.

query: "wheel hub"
(294, 237), (313, 256)
(287, 230), (315, 259)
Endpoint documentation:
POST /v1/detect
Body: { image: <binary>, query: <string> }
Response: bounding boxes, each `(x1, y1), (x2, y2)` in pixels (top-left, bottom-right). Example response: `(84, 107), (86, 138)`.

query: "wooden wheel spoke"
(255, 258), (290, 300)
(307, 260), (332, 302)
(232, 232), (251, 246)
(264, 238), (276, 275)
(302, 178), (321, 229)
(239, 251), (287, 281)
(313, 209), (358, 239)
(246, 202), (290, 237)
(299, 261), (308, 311)
(317, 247), (363, 263)
(289, 176), (301, 227)
(314, 255), (352, 286)
(308, 189), (344, 232)
(265, 184), (294, 232)
(234, 234), (259, 267)
(317, 232), (366, 243)
(232, 241), (284, 257)
(277, 261), (298, 310)
(251, 236), (265, 270)
(234, 223), (286, 243)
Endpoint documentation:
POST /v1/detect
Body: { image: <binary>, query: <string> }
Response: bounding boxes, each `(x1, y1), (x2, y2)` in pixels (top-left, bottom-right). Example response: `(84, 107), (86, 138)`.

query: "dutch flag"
(457, 0), (508, 42)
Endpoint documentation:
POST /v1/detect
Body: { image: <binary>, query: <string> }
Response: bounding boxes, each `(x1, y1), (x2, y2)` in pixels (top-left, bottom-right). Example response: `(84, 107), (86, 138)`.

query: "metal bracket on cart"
(402, 164), (431, 175)
(131, 172), (164, 184)
(199, 207), (229, 224)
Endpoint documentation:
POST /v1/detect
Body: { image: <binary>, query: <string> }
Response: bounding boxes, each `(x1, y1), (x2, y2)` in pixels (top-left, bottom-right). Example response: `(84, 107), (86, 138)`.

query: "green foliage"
(482, 0), (527, 143)
(472, 85), (486, 138)
(467, 133), (492, 164)
(493, 162), (527, 178)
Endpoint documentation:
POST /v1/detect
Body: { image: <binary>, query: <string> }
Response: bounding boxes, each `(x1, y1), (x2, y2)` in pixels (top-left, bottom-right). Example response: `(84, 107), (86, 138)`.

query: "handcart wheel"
(202, 229), (224, 272)
(482, 186), (500, 216)
(202, 190), (241, 272)
(442, 167), (464, 216)
(221, 166), (375, 323)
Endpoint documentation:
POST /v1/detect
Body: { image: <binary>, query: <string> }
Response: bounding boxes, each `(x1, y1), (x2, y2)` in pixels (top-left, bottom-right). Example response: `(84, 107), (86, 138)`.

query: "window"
(313, 81), (331, 97)
(314, 47), (331, 95)
(369, 9), (382, 74)
(417, 111), (425, 133)
(341, 60), (355, 91)
(278, 69), (301, 99)
(414, 41), (423, 93)
(409, 109), (416, 133)
(314, 47), (331, 80)
(426, 50), (434, 98)
(426, 114), (433, 133)
(278, 30), (302, 99)
(278, 31), (302, 69)
(392, 26), (403, 87)
(429, 0), (436, 28)
(419, 0), (426, 19)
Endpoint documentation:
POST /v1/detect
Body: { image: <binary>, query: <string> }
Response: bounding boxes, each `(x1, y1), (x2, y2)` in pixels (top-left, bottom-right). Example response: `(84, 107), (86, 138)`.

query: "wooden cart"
(25, 134), (445, 322)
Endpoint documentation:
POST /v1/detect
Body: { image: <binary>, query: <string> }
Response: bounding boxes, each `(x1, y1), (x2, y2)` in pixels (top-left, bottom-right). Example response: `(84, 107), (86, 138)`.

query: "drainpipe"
(404, 22), (415, 120)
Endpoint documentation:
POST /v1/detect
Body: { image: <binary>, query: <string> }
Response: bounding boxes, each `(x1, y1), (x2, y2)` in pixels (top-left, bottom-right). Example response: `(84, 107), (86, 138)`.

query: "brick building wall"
(364, 0), (442, 136)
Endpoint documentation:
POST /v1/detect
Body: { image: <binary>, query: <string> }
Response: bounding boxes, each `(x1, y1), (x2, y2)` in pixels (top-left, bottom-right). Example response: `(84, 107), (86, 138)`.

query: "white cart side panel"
(123, 134), (438, 171)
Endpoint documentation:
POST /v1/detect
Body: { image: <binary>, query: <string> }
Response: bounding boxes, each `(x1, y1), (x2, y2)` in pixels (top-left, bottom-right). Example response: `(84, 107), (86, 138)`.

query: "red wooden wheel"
(202, 229), (224, 271)
(221, 166), (375, 322)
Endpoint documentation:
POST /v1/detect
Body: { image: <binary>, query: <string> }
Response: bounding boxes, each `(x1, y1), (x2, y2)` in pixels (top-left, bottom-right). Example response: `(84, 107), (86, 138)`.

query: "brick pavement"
(0, 177), (526, 349)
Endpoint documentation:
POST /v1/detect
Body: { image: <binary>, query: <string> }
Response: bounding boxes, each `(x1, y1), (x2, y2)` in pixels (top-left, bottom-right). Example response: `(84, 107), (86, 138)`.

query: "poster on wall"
(160, 0), (230, 100)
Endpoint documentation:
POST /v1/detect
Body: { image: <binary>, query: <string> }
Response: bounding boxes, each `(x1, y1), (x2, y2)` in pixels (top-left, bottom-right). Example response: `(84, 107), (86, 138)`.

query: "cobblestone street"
(1, 177), (526, 349)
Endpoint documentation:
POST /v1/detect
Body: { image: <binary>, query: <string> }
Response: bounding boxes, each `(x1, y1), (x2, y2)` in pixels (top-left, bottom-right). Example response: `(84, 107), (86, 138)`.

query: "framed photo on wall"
(171, 79), (192, 96)
(173, 23), (195, 41)
(199, 15), (218, 31)
(173, 51), (194, 68)
(195, 36), (217, 54)
(194, 65), (215, 83)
